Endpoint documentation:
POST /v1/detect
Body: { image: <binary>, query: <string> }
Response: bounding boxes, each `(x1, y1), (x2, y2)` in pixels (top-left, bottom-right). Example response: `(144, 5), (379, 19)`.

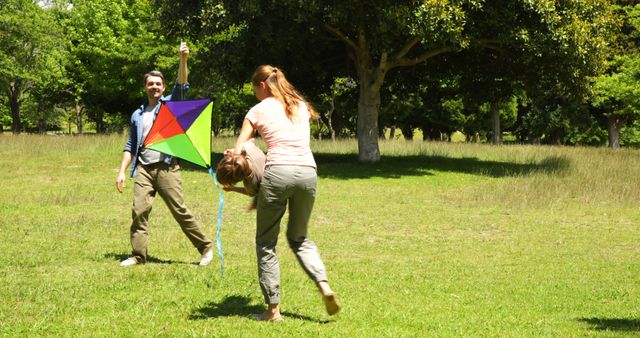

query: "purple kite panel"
(167, 99), (211, 130)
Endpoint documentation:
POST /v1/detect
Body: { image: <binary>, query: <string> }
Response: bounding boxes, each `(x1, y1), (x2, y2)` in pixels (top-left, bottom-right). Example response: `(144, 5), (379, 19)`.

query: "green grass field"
(1, 134), (639, 337)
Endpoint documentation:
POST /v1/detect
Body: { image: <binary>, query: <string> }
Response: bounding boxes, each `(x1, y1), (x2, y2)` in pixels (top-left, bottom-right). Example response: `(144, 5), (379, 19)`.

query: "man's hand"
(116, 172), (126, 193)
(177, 42), (189, 85)
(179, 42), (189, 58)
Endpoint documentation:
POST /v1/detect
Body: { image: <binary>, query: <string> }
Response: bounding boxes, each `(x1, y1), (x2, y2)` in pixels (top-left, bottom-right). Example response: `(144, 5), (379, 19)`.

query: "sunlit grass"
(0, 134), (638, 336)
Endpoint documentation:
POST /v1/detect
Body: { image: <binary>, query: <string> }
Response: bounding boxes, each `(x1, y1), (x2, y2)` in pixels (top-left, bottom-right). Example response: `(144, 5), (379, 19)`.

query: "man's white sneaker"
(120, 257), (139, 267)
(199, 248), (214, 266)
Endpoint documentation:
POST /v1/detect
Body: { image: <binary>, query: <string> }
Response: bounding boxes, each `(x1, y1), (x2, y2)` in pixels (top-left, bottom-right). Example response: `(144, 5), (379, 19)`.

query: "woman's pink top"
(245, 97), (316, 168)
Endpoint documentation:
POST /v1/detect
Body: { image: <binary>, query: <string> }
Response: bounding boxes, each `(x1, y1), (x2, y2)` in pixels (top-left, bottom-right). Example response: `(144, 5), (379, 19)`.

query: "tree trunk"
(316, 119), (322, 141)
(467, 132), (481, 143)
(75, 100), (84, 134)
(424, 127), (436, 141)
(389, 126), (396, 139)
(38, 118), (46, 133)
(354, 42), (383, 162)
(530, 136), (541, 145)
(400, 125), (413, 141)
(490, 102), (501, 144)
(357, 82), (381, 162)
(321, 104), (336, 141)
(549, 130), (562, 145)
(323, 25), (453, 161)
(8, 84), (22, 134)
(607, 115), (623, 148)
(93, 111), (105, 133)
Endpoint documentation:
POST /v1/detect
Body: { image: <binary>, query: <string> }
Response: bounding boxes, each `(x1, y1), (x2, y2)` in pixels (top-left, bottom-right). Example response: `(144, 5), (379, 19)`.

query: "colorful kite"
(143, 98), (225, 276)
(143, 99), (212, 167)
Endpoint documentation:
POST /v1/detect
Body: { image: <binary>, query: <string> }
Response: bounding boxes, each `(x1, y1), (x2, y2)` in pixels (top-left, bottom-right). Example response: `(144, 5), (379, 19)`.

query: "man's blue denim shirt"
(124, 82), (190, 177)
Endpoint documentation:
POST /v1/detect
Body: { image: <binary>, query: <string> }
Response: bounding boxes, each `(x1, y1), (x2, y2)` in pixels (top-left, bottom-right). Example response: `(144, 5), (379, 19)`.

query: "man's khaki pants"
(130, 162), (212, 263)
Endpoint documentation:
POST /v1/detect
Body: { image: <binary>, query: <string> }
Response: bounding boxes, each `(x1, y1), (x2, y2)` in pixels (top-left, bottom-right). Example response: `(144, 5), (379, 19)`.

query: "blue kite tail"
(208, 167), (224, 277)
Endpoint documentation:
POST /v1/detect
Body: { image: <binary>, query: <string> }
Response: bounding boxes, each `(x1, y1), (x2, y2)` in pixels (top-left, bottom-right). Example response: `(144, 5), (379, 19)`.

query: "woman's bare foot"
(317, 281), (341, 315)
(251, 304), (282, 322)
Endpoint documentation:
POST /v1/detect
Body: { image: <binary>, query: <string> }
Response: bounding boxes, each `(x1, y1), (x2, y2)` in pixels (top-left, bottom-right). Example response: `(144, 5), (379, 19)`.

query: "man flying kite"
(115, 42), (214, 267)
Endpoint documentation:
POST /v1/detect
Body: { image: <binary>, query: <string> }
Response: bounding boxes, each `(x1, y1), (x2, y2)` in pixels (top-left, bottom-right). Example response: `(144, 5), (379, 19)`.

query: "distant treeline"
(1, 1), (639, 161)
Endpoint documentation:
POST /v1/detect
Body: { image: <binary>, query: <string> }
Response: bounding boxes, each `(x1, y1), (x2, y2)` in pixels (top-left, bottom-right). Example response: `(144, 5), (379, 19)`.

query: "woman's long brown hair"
(251, 65), (319, 121)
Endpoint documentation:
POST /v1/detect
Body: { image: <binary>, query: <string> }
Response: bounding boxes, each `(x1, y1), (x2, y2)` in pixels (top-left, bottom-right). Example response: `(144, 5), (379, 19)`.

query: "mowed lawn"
(0, 134), (638, 337)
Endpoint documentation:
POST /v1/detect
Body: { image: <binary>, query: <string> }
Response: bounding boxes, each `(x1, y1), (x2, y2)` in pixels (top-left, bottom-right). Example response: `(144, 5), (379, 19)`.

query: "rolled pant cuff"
(132, 255), (145, 264)
(200, 244), (214, 255)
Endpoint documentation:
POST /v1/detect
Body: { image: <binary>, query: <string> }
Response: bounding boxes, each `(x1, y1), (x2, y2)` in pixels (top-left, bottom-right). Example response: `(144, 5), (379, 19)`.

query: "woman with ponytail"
(233, 65), (340, 321)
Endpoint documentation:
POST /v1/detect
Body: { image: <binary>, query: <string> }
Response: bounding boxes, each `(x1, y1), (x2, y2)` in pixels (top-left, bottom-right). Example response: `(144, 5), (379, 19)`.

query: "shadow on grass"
(179, 152), (569, 180)
(578, 318), (640, 332)
(312, 153), (570, 180)
(104, 252), (191, 265)
(190, 295), (331, 323)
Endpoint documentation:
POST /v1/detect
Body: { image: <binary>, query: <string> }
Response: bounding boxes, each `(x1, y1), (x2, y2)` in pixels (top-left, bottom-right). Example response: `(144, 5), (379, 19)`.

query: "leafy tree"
(23, 62), (70, 133)
(620, 119), (640, 146)
(380, 74), (464, 142)
(0, 0), (67, 133)
(592, 54), (640, 147)
(0, 95), (10, 132)
(520, 87), (607, 145)
(210, 82), (255, 136)
(317, 77), (357, 141)
(157, 0), (613, 161)
(447, 48), (520, 144)
(64, 0), (178, 133)
(589, 3), (640, 148)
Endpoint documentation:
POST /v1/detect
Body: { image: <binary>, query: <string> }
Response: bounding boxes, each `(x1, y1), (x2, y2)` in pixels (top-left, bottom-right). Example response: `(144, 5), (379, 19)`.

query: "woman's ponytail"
(252, 65), (319, 121)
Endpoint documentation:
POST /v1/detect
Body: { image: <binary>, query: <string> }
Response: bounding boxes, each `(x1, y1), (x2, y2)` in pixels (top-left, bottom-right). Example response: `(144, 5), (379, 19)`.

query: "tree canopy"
(2, 0), (639, 151)
(0, 0), (67, 132)
(155, 0), (616, 159)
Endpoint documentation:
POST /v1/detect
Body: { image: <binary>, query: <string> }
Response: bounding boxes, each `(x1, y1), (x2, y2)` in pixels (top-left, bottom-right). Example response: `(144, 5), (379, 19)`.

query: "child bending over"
(216, 139), (266, 210)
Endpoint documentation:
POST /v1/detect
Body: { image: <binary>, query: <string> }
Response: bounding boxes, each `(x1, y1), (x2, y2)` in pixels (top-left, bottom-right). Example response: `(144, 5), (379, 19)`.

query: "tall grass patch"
(1, 134), (638, 336)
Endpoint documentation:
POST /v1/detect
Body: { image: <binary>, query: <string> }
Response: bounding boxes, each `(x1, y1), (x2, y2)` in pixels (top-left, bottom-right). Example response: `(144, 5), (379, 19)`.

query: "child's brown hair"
(215, 154), (252, 186)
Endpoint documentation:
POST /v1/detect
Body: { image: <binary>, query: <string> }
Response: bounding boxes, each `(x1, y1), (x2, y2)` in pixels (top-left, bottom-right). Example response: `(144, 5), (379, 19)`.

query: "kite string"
(208, 167), (225, 277)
